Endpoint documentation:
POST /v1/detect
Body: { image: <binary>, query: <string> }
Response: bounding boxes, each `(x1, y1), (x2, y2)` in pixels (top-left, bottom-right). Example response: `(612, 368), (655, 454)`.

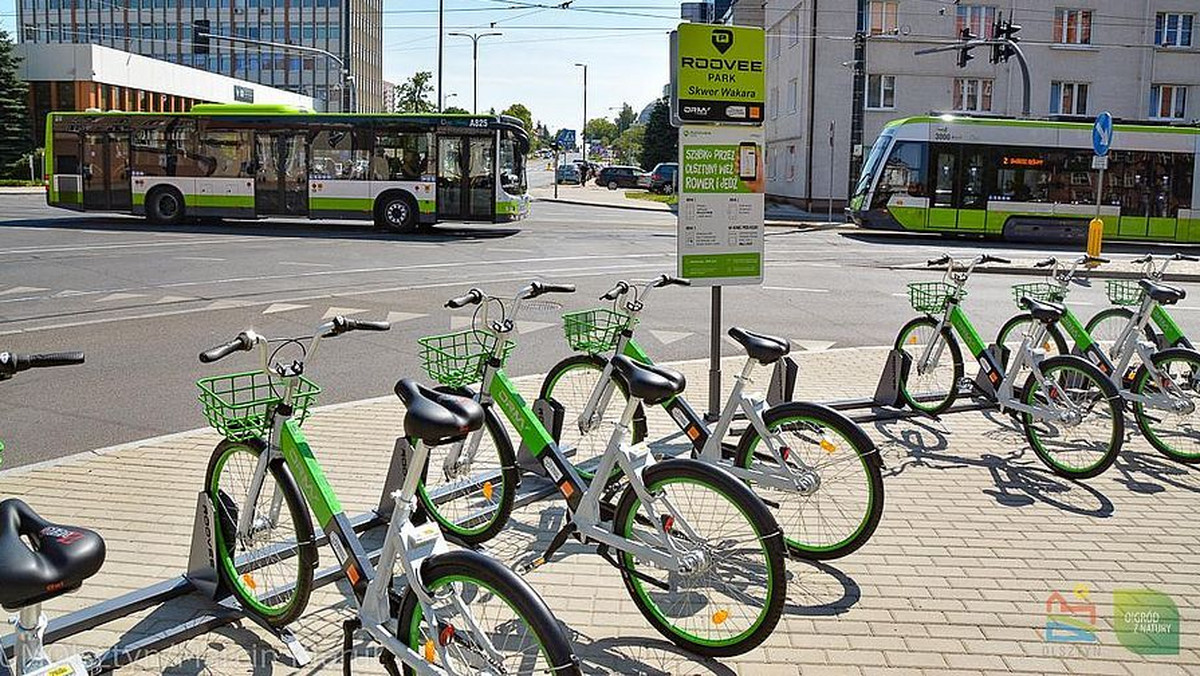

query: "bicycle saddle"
(394, 379), (484, 444)
(611, 355), (686, 405)
(1139, 279), (1186, 306)
(728, 327), (791, 365)
(1020, 297), (1066, 324)
(0, 499), (105, 611)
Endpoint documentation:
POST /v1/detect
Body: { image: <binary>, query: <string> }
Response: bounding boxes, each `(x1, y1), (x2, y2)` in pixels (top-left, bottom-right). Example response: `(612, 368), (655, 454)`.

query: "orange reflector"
(712, 609), (729, 625)
(560, 481), (575, 499)
(686, 426), (701, 441)
(346, 564), (361, 586)
(908, 335), (918, 345)
(820, 439), (836, 454)
(241, 574), (257, 591)
(482, 481), (494, 501)
(439, 624), (456, 646)
(424, 639), (435, 663)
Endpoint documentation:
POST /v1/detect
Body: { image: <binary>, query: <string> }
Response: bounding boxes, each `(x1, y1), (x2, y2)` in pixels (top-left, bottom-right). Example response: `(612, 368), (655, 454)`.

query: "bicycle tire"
(416, 389), (517, 546)
(397, 549), (582, 676)
(1131, 347), (1200, 465)
(996, 314), (1069, 367)
(612, 458), (786, 658)
(894, 316), (962, 415)
(539, 354), (647, 478)
(205, 438), (317, 627)
(1085, 308), (1161, 359)
(734, 401), (884, 560)
(1020, 355), (1124, 480)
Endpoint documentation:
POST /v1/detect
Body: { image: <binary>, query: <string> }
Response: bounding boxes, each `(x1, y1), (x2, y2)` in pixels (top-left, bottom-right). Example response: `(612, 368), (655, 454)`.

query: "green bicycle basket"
(1106, 279), (1144, 307)
(197, 371), (321, 441)
(418, 330), (514, 388)
(562, 307), (633, 354)
(907, 282), (963, 314)
(1011, 282), (1065, 309)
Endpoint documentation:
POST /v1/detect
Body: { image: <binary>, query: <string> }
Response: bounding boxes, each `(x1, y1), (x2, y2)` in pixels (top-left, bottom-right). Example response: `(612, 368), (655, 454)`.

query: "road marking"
(763, 286), (830, 294)
(263, 303), (310, 314)
(450, 316), (473, 330)
(280, 261), (334, 268)
(648, 329), (692, 345)
(517, 320), (555, 335)
(206, 299), (251, 310)
(96, 292), (146, 303)
(0, 286), (48, 296)
(386, 311), (426, 324)
(0, 238), (257, 256)
(174, 256), (226, 262)
(489, 247), (534, 254)
(156, 295), (195, 304)
(323, 306), (367, 319)
(793, 340), (837, 352)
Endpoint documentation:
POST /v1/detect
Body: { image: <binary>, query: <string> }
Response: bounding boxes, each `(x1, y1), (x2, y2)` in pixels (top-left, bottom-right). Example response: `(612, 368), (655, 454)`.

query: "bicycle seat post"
(14, 603), (50, 673)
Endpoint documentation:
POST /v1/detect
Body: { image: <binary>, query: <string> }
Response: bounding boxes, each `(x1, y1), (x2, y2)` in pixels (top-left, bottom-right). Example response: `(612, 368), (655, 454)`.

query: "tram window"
(870, 141), (927, 208)
(961, 148), (989, 209)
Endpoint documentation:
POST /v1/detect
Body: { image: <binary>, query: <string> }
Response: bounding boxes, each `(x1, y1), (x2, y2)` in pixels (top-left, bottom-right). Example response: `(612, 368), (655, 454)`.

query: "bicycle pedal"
(520, 521), (577, 573)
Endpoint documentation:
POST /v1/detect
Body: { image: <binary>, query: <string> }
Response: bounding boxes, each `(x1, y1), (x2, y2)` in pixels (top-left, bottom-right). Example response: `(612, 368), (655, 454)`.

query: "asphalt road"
(1, 190), (1197, 468)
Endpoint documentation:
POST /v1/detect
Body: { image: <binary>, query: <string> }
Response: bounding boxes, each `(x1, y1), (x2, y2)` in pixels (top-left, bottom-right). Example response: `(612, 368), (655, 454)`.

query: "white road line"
(263, 303), (310, 314)
(323, 306), (367, 319)
(0, 238), (257, 256)
(0, 286), (49, 296)
(175, 256), (226, 262)
(280, 261), (334, 268)
(96, 292), (146, 303)
(763, 286), (830, 293)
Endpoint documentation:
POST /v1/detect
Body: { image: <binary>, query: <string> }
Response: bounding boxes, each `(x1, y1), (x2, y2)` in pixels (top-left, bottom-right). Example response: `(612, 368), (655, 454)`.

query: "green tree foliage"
(584, 117), (619, 146)
(442, 105), (469, 115)
(615, 103), (637, 134)
(395, 71), (434, 113)
(0, 30), (31, 177)
(612, 124), (644, 166)
(638, 98), (676, 170)
(500, 103), (533, 133)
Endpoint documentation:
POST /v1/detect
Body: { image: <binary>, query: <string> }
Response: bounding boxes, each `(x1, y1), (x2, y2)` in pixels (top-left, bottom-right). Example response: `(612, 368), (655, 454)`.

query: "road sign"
(1091, 155), (1109, 170)
(677, 125), (764, 286)
(1092, 112), (1114, 157)
(554, 129), (576, 150)
(674, 23), (765, 124)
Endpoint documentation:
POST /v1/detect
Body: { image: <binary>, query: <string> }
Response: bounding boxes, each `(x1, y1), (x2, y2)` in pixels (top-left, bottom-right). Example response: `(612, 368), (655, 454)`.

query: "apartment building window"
(1050, 82), (1089, 115)
(789, 11), (799, 46)
(1053, 9), (1092, 44)
(867, 74), (895, 109)
(953, 78), (993, 112)
(868, 1), (898, 36)
(770, 86), (779, 118)
(1155, 13), (1194, 47)
(787, 78), (798, 114)
(1149, 85), (1187, 120)
(955, 5), (997, 38)
(770, 32), (780, 59)
(786, 145), (796, 181)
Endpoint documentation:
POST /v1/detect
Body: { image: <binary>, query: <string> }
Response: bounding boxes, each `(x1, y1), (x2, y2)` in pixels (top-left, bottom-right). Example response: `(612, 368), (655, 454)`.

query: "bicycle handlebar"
(927, 255), (952, 267)
(322, 316), (390, 337)
(654, 275), (691, 288)
(446, 289), (484, 309)
(0, 351), (86, 378)
(600, 281), (630, 301)
(528, 282), (576, 298)
(199, 332), (256, 364)
(1034, 257), (1058, 268)
(1131, 254), (1153, 265)
(1174, 253), (1199, 262)
(979, 254), (1012, 265)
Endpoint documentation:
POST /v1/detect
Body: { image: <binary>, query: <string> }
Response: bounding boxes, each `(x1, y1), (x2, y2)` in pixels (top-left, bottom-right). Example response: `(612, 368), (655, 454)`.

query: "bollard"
(1087, 217), (1104, 263)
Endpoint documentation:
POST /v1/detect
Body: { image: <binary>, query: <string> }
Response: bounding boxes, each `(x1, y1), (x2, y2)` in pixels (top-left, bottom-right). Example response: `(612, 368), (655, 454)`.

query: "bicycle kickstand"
(519, 520), (578, 574)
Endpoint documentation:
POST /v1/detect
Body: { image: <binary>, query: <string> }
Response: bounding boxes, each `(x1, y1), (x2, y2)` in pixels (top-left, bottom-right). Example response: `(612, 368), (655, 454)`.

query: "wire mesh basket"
(418, 330), (514, 388)
(907, 282), (962, 314)
(562, 307), (633, 353)
(1105, 279), (1144, 307)
(1011, 282), (1066, 309)
(197, 371), (320, 441)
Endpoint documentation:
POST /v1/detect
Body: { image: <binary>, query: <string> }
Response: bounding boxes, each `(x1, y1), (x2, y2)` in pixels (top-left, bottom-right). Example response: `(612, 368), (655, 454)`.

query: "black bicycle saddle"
(0, 498), (106, 611)
(610, 355), (686, 405)
(394, 379), (485, 444)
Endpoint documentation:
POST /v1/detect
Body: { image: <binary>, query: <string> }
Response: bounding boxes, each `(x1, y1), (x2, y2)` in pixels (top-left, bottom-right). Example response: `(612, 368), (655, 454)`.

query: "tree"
(612, 124), (644, 166)
(638, 98), (676, 170)
(614, 103), (637, 134)
(442, 105), (469, 115)
(584, 117), (619, 146)
(500, 103), (533, 134)
(0, 30), (31, 177)
(395, 71), (434, 113)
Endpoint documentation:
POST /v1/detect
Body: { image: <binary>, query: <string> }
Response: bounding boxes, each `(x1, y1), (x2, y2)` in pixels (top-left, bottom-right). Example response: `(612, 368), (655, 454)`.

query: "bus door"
(255, 133), (309, 216)
(81, 133), (132, 211)
(437, 135), (496, 221)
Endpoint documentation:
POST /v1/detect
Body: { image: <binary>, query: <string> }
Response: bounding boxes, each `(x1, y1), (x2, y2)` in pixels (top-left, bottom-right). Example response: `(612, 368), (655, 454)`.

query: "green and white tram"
(850, 115), (1199, 243)
(44, 104), (531, 232)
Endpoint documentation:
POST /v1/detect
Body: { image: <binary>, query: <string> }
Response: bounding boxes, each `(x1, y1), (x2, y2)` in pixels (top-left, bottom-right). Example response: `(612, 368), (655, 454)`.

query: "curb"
(533, 196), (672, 214)
(0, 186), (44, 194)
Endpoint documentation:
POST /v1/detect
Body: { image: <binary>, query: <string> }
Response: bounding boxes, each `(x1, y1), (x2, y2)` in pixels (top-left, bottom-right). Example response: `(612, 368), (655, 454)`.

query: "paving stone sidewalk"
(1, 347), (1198, 675)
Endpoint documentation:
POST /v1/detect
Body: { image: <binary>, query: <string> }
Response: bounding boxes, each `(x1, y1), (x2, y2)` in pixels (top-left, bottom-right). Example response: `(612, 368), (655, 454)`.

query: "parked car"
(596, 165), (646, 190)
(556, 164), (582, 184)
(573, 159), (600, 183)
(649, 162), (678, 194)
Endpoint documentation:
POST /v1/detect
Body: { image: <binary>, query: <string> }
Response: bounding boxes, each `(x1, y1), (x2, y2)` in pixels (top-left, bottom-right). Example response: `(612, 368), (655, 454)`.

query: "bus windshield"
(853, 130), (893, 200)
(500, 130), (526, 196)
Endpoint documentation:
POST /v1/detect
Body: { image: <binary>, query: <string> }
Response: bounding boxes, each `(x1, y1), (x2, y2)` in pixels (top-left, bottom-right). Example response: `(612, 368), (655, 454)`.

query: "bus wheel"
(147, 187), (185, 226)
(376, 193), (417, 233)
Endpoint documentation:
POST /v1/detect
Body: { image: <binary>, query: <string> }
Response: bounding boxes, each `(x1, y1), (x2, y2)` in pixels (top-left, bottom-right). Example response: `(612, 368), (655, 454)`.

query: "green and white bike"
(895, 254), (1125, 479)
(1085, 252), (1198, 354)
(996, 255), (1200, 464)
(198, 317), (582, 675)
(417, 282), (787, 658)
(538, 275), (884, 560)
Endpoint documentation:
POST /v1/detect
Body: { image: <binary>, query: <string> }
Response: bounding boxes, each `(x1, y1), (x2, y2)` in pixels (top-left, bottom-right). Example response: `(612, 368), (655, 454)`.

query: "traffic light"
(990, 14), (1021, 63)
(192, 19), (211, 55)
(957, 27), (976, 68)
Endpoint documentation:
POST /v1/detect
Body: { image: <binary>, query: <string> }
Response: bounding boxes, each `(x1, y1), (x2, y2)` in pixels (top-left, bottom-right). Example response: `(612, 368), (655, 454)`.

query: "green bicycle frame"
(1151, 305), (1192, 349)
(1055, 308), (1117, 378)
(945, 303), (1006, 388)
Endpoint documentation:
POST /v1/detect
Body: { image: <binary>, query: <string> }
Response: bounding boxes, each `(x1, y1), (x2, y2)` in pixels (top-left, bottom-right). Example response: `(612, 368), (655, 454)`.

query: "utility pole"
(575, 63), (588, 162)
(448, 32), (502, 114)
(848, 0), (867, 204)
(437, 0), (445, 112)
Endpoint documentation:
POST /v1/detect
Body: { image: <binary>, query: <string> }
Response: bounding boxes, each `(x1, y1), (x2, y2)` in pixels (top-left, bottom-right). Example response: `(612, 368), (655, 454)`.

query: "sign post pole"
(1089, 112), (1113, 259)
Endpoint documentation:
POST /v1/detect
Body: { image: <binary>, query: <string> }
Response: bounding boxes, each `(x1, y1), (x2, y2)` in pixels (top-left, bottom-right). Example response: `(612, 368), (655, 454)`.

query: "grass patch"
(624, 190), (677, 205)
(0, 180), (43, 187)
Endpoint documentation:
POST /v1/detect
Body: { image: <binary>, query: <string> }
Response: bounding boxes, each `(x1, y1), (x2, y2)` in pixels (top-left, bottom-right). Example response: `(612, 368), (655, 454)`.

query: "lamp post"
(442, 92), (458, 110)
(437, 0), (445, 111)
(448, 32), (502, 114)
(574, 62), (588, 162)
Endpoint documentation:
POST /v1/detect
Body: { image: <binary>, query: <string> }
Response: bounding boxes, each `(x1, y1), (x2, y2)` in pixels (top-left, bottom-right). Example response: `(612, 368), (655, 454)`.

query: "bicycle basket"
(197, 371), (320, 441)
(561, 307), (633, 353)
(418, 330), (514, 388)
(1106, 279), (1144, 307)
(1011, 282), (1065, 309)
(907, 282), (962, 314)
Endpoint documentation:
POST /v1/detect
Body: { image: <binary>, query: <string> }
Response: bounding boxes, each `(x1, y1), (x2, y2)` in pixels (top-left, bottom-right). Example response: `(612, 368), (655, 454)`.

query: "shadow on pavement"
(873, 415), (1115, 518)
(570, 632), (735, 676)
(1111, 449), (1200, 495)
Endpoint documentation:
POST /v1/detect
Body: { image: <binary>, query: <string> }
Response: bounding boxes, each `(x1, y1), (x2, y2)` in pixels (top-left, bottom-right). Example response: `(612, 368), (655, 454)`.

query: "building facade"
(16, 0), (383, 112)
(753, 0), (1200, 208)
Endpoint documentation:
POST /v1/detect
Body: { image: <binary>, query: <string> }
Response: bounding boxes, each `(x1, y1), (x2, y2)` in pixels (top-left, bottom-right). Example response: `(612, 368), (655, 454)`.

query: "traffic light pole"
(195, 31), (357, 112)
(915, 38), (1030, 117)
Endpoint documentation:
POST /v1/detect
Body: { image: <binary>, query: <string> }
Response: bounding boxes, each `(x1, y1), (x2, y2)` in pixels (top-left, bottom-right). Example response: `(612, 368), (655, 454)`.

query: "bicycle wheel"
(205, 438), (316, 627)
(734, 402), (883, 560)
(1085, 308), (1160, 360)
(397, 549), (581, 676)
(1021, 355), (1124, 479)
(539, 354), (646, 478)
(894, 316), (962, 414)
(613, 458), (786, 657)
(1132, 348), (1200, 464)
(417, 393), (517, 546)
(996, 313), (1069, 368)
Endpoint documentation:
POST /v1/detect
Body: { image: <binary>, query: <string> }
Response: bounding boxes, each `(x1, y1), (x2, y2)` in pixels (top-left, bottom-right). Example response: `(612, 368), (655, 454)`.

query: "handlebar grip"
(1034, 257), (1057, 268)
(600, 281), (629, 301)
(347, 319), (390, 332)
(927, 255), (951, 267)
(655, 275), (691, 288)
(446, 289), (483, 309)
(529, 282), (576, 298)
(1174, 253), (1199, 262)
(27, 352), (85, 368)
(1087, 256), (1111, 265)
(982, 255), (1012, 265)
(199, 332), (253, 364)
(1132, 254), (1153, 264)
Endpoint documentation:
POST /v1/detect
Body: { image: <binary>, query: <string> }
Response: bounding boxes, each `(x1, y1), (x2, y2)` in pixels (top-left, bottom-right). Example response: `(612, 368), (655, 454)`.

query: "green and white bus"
(850, 115), (1199, 243)
(44, 104), (531, 232)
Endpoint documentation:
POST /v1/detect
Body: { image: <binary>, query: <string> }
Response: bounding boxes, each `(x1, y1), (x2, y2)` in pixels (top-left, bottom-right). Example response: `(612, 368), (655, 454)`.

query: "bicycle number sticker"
(542, 457), (563, 482)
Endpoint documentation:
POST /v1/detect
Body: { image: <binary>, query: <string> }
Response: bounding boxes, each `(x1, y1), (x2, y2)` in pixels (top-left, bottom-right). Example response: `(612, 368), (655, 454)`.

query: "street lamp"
(574, 62), (588, 161)
(443, 92), (459, 110)
(448, 31), (502, 114)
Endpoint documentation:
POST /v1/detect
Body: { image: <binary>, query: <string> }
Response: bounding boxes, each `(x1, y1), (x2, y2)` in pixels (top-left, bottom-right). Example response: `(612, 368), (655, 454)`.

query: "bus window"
(197, 129), (253, 178)
(870, 140), (927, 209)
(374, 131), (433, 181)
(311, 129), (370, 180)
(53, 131), (80, 175)
(500, 132), (526, 195)
(131, 120), (200, 178)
